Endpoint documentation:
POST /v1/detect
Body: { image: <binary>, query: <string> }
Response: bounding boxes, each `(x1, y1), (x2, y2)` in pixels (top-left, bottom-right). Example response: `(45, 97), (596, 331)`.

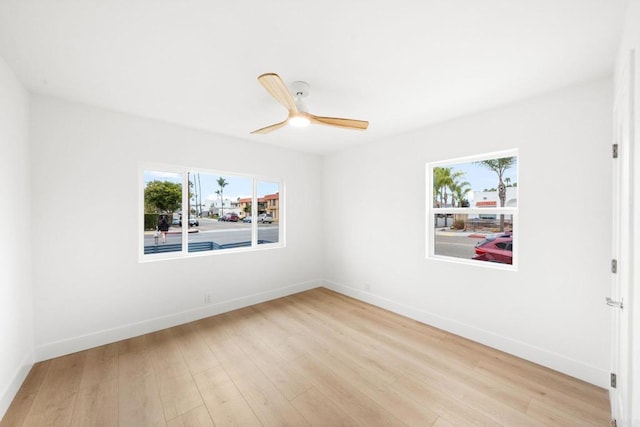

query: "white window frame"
(139, 162), (284, 262)
(426, 149), (518, 270)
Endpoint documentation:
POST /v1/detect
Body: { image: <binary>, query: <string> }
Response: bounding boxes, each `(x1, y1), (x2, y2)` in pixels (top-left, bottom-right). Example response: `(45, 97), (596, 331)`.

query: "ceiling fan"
(251, 73), (369, 134)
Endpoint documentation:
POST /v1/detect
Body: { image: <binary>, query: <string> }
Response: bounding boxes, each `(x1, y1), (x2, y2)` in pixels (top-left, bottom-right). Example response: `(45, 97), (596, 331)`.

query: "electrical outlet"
(204, 293), (212, 304)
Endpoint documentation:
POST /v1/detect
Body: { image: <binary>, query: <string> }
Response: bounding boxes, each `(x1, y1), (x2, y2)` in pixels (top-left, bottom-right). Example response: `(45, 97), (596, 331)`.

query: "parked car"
(171, 216), (180, 226)
(218, 213), (239, 222)
(472, 233), (513, 264)
(179, 216), (199, 227)
(242, 216), (252, 223)
(258, 213), (273, 223)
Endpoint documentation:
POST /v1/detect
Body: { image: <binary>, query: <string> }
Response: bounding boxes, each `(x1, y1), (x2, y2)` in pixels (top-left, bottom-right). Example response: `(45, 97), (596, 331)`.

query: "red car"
(218, 213), (240, 222)
(472, 234), (513, 264)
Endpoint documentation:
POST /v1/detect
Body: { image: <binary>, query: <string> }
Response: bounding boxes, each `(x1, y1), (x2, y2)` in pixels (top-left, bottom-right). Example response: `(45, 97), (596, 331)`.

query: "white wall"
(0, 57), (33, 416)
(323, 78), (613, 387)
(29, 95), (324, 360)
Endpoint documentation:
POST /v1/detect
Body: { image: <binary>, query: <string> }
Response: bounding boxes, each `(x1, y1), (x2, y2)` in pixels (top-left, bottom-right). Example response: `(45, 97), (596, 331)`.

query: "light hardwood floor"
(1, 288), (611, 426)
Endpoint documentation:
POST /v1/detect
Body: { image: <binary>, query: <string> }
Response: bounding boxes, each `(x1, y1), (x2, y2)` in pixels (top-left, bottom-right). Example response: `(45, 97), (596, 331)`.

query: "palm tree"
(433, 167), (466, 226)
(448, 176), (470, 208)
(216, 177), (228, 216)
(448, 178), (471, 230)
(432, 167), (447, 208)
(452, 180), (471, 208)
(475, 157), (515, 231)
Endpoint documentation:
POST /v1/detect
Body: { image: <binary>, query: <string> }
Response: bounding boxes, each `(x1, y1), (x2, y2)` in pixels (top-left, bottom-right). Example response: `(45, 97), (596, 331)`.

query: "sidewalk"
(434, 229), (488, 238)
(144, 228), (199, 236)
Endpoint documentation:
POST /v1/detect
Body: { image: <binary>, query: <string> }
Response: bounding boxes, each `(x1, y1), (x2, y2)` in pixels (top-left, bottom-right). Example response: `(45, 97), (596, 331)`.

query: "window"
(141, 166), (283, 260)
(257, 181), (280, 245)
(427, 150), (518, 269)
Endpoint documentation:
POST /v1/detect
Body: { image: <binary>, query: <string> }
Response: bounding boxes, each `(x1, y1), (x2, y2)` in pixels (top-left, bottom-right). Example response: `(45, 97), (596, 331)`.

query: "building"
(237, 192), (280, 220)
(472, 187), (518, 209)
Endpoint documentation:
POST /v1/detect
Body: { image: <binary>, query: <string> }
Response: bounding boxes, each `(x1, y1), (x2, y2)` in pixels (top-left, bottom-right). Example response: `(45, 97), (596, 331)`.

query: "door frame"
(611, 47), (636, 424)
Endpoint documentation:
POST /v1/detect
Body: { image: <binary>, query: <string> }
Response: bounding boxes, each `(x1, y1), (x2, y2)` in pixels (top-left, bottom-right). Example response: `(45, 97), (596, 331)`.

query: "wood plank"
(22, 352), (86, 427)
(70, 378), (118, 427)
(171, 323), (220, 376)
(304, 347), (441, 426)
(274, 295), (402, 384)
(526, 397), (605, 427)
(193, 365), (262, 427)
(118, 341), (165, 427)
(166, 405), (214, 427)
(474, 358), (611, 419)
(289, 354), (405, 426)
(78, 343), (118, 390)
(146, 329), (204, 421)
(220, 308), (314, 400)
(191, 313), (235, 347)
(210, 337), (310, 426)
(0, 361), (51, 427)
(290, 386), (360, 426)
(391, 374), (501, 426)
(117, 335), (148, 355)
(431, 416), (456, 427)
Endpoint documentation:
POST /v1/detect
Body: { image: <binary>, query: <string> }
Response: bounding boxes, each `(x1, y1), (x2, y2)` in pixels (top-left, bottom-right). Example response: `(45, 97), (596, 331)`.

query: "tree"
(433, 167), (449, 226)
(433, 167), (446, 208)
(475, 157), (516, 231)
(451, 180), (471, 208)
(216, 177), (229, 216)
(144, 180), (182, 214)
(433, 167), (466, 226)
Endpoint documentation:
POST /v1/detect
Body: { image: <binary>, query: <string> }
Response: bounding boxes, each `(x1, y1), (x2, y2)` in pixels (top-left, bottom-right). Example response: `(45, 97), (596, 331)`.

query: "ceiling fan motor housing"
(290, 81), (310, 98)
(290, 81), (310, 112)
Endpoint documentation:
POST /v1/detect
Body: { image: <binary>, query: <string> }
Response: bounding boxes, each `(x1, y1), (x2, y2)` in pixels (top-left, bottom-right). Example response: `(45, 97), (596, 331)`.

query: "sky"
(144, 170), (279, 209)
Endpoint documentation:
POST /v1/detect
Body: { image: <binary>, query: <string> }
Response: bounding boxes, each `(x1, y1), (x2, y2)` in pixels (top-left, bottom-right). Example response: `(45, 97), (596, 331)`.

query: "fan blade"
(251, 119), (289, 134)
(309, 114), (369, 130)
(257, 73), (298, 113)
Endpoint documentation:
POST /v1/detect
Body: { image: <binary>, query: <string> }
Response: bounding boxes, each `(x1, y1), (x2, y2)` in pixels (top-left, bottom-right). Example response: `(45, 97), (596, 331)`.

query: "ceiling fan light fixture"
(288, 114), (310, 127)
(251, 73), (368, 134)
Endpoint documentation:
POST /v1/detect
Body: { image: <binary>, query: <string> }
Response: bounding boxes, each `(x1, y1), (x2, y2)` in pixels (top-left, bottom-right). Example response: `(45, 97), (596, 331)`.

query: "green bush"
(144, 213), (159, 230)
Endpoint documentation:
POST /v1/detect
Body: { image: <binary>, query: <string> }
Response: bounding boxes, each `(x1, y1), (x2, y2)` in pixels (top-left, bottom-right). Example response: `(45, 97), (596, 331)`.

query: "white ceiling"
(0, 0), (629, 154)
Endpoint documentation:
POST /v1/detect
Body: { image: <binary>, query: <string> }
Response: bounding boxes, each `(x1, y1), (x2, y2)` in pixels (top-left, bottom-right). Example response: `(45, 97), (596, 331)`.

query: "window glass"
(186, 172), (253, 253)
(141, 167), (283, 260)
(429, 151), (518, 268)
(257, 181), (279, 245)
(143, 170), (183, 254)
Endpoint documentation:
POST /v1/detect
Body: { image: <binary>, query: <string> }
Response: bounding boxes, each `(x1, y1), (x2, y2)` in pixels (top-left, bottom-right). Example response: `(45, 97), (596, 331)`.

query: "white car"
(179, 216), (199, 227)
(258, 213), (273, 223)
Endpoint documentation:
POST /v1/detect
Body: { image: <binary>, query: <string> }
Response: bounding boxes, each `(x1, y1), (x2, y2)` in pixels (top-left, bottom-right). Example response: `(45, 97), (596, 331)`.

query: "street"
(144, 217), (279, 250)
(434, 231), (485, 260)
(145, 218), (484, 260)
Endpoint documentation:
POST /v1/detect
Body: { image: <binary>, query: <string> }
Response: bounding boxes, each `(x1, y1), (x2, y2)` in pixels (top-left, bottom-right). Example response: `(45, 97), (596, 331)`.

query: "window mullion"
(251, 179), (257, 247)
(183, 171), (190, 254)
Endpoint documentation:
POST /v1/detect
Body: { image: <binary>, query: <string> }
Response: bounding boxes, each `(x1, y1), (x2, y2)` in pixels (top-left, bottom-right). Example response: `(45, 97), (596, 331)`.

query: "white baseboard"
(0, 352), (34, 422)
(322, 279), (609, 389)
(35, 280), (321, 362)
